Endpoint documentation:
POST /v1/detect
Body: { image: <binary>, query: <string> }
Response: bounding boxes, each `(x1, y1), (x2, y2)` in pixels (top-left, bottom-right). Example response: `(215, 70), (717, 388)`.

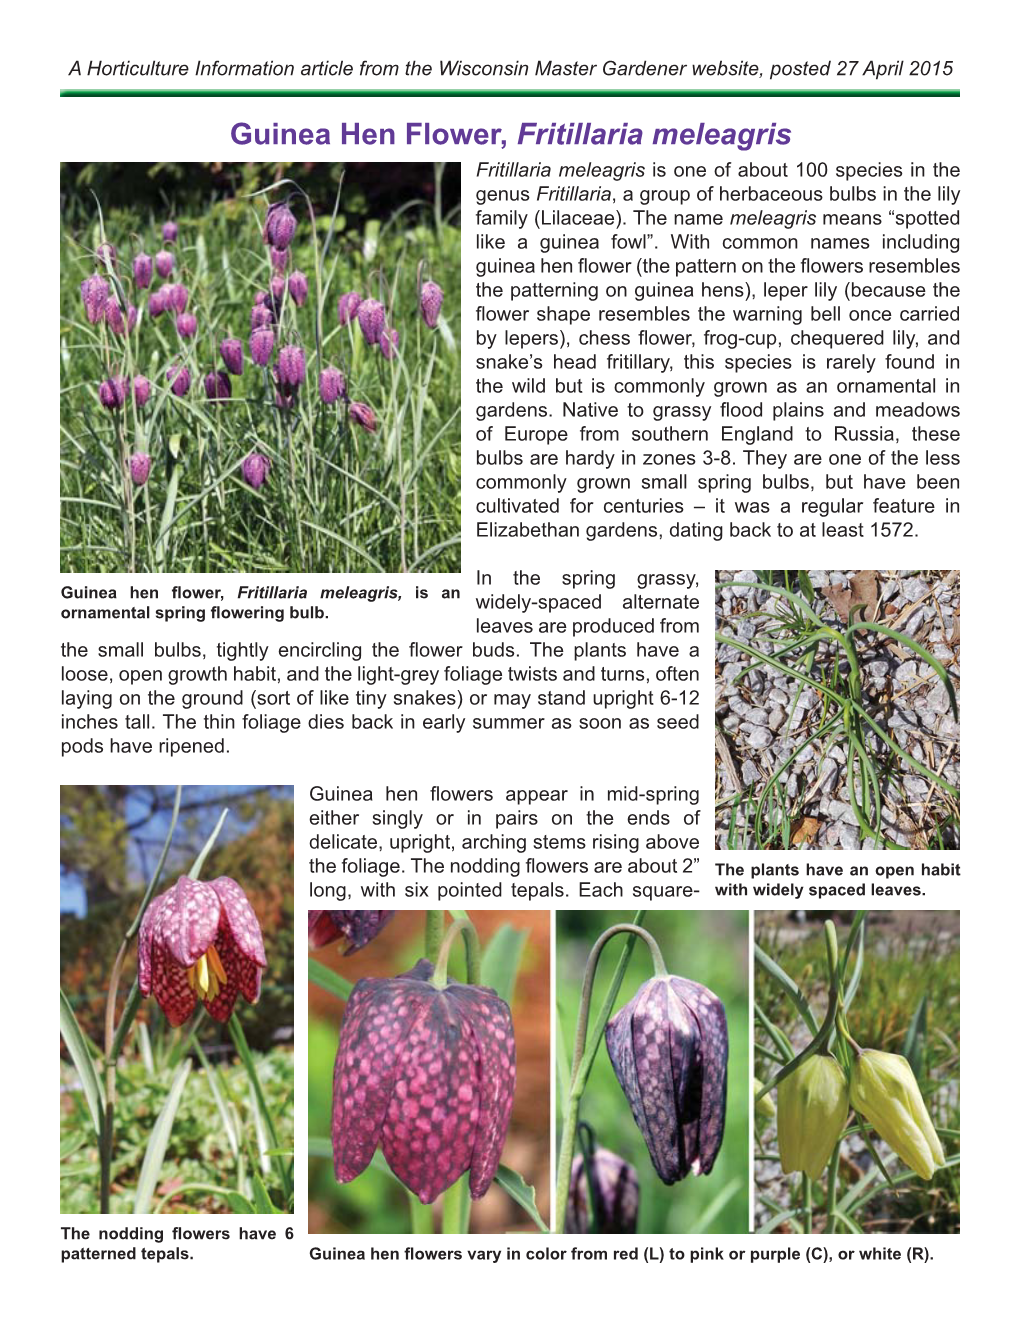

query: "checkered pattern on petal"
(149, 938), (197, 1027)
(447, 983), (516, 1199)
(209, 877), (267, 967)
(670, 976), (728, 1175)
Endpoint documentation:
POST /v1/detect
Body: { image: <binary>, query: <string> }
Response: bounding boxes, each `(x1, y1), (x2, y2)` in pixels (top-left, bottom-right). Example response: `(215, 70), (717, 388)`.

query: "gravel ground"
(716, 570), (960, 850)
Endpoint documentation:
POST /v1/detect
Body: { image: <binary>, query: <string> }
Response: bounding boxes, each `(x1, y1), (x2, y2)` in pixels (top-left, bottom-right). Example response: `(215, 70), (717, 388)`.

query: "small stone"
(817, 758), (839, 793)
(839, 824), (861, 849)
(723, 714), (741, 732)
(731, 570), (757, 597)
(895, 661), (917, 683)
(867, 660), (890, 679)
(768, 706), (786, 731)
(901, 577), (929, 602)
(927, 684), (952, 714)
(747, 727), (773, 750)
(737, 619), (757, 640)
(742, 761), (761, 785)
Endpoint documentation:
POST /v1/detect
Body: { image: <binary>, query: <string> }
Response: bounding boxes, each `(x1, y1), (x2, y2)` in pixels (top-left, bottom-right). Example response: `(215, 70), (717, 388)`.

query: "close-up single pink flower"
(138, 876), (267, 1026)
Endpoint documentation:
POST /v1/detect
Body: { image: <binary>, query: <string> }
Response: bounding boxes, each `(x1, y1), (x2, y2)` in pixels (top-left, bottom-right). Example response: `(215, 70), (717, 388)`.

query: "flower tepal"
(138, 876), (267, 1027)
(606, 974), (728, 1184)
(332, 959), (516, 1204)
(850, 1050), (946, 1180)
(308, 909), (393, 953)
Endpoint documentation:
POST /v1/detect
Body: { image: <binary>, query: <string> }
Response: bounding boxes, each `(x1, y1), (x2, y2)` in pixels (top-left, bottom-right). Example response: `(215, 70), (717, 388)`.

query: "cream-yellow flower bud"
(778, 1055), (849, 1180)
(850, 1050), (946, 1180)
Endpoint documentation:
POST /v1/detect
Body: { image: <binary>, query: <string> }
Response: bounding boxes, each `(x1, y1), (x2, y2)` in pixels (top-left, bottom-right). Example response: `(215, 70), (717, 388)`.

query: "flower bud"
(263, 201), (297, 249)
(130, 453), (152, 486)
(155, 250), (175, 278)
(288, 270), (309, 306)
(242, 452), (271, 489)
(318, 365), (346, 405)
(250, 327), (275, 366)
(337, 291), (362, 325)
(348, 401), (376, 432)
(420, 280), (444, 329)
(166, 362), (190, 397)
(205, 370), (231, 400)
(380, 326), (400, 360)
(162, 220), (178, 244)
(80, 274), (110, 324)
(566, 1149), (640, 1234)
(357, 298), (386, 346)
(176, 312), (198, 339)
(220, 337), (244, 376)
(850, 1050), (946, 1180)
(98, 376), (127, 410)
(777, 1055), (849, 1180)
(277, 344), (305, 389)
(133, 253), (153, 289)
(133, 375), (151, 408)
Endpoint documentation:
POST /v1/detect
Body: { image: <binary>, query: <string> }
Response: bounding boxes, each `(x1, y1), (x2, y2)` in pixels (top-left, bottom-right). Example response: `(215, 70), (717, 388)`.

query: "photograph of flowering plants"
(555, 911), (749, 1233)
(308, 910), (549, 1233)
(754, 910), (960, 1233)
(60, 785), (294, 1213)
(60, 161), (461, 573)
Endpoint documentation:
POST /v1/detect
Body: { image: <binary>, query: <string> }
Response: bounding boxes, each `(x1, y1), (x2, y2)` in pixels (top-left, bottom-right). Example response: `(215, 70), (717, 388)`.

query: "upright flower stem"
(430, 918), (482, 989)
(425, 910), (445, 964)
(100, 938), (129, 1212)
(825, 1142), (841, 1232)
(554, 921), (662, 1234)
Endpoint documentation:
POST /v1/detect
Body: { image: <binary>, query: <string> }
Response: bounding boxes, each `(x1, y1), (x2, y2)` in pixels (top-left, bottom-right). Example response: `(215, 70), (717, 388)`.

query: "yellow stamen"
(207, 944), (227, 983)
(186, 949), (225, 1003)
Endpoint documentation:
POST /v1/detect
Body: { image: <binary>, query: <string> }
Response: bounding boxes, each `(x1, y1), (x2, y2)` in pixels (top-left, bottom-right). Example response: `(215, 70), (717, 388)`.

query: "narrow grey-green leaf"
(60, 988), (103, 1134)
(494, 1165), (548, 1232)
(134, 1059), (192, 1213)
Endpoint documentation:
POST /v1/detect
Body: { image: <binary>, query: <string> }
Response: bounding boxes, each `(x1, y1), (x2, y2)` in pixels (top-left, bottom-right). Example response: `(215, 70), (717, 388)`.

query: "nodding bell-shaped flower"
(96, 241), (117, 268)
(850, 1050), (946, 1180)
(98, 376), (127, 410)
(277, 344), (306, 389)
(263, 201), (297, 249)
(337, 291), (362, 325)
(220, 337), (244, 376)
(332, 959), (516, 1204)
(166, 282), (189, 314)
(605, 974), (728, 1184)
(242, 452), (271, 489)
(270, 275), (286, 302)
(81, 274), (110, 324)
(162, 220), (178, 243)
(148, 288), (168, 318)
(138, 876), (267, 1027)
(318, 365), (346, 405)
(270, 245), (289, 273)
(380, 327), (400, 360)
(133, 375), (151, 408)
(420, 280), (444, 329)
(251, 303), (274, 331)
(348, 401), (377, 432)
(250, 327), (275, 366)
(205, 370), (232, 401)
(777, 1055), (849, 1180)
(357, 298), (386, 346)
(155, 250), (175, 278)
(176, 312), (198, 339)
(133, 253), (153, 289)
(104, 297), (126, 335)
(166, 362), (190, 397)
(129, 453), (152, 486)
(288, 270), (309, 306)
(566, 1148), (640, 1234)
(308, 909), (394, 953)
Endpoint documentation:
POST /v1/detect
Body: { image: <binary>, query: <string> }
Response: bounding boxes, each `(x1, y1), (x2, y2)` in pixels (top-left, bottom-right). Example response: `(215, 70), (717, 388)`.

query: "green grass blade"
(134, 1059), (192, 1212)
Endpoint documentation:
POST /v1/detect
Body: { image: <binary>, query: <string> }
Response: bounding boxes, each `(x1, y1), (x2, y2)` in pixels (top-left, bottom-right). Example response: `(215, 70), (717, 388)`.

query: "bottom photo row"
(59, 813), (959, 1233)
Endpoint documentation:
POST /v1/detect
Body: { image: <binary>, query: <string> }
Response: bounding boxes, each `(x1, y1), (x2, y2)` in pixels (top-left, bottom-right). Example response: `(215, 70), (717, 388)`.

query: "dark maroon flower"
(420, 280), (444, 329)
(138, 876), (266, 1027)
(129, 453), (152, 486)
(133, 253), (153, 289)
(176, 312), (198, 339)
(250, 327), (274, 366)
(332, 959), (516, 1203)
(566, 1148), (640, 1234)
(605, 974), (728, 1184)
(166, 362), (191, 397)
(263, 201), (297, 249)
(380, 326), (400, 360)
(98, 376), (127, 410)
(220, 337), (244, 375)
(80, 273), (110, 324)
(242, 452), (271, 489)
(348, 401), (376, 432)
(318, 365), (346, 405)
(288, 270), (309, 306)
(277, 343), (305, 389)
(133, 375), (151, 408)
(205, 370), (232, 400)
(337, 291), (362, 325)
(308, 910), (393, 953)
(162, 220), (178, 244)
(155, 250), (175, 278)
(357, 298), (386, 346)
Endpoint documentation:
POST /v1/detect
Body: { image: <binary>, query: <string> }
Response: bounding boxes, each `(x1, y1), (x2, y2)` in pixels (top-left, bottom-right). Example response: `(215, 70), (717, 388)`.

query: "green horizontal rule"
(59, 87), (960, 98)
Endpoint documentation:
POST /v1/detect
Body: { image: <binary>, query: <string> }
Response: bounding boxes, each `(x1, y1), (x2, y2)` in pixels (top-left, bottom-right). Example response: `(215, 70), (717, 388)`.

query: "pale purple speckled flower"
(380, 326), (400, 360)
(104, 297), (126, 335)
(288, 271), (308, 306)
(308, 910), (394, 953)
(566, 1148), (640, 1234)
(605, 974), (728, 1184)
(127, 305), (139, 333)
(129, 453), (152, 486)
(318, 365), (346, 405)
(205, 370), (231, 400)
(357, 298), (386, 346)
(420, 280), (444, 329)
(332, 959), (516, 1204)
(166, 283), (189, 314)
(162, 221), (178, 244)
(167, 363), (191, 397)
(251, 303), (274, 331)
(96, 241), (117, 269)
(242, 452), (271, 489)
(337, 291), (362, 325)
(133, 253), (153, 289)
(176, 312), (198, 339)
(98, 376), (127, 410)
(80, 274), (110, 324)
(277, 344), (305, 388)
(250, 327), (275, 366)
(270, 245), (289, 273)
(138, 875), (266, 1027)
(348, 401), (376, 432)
(155, 250), (175, 278)
(263, 201), (297, 249)
(148, 287), (168, 318)
(133, 375), (151, 407)
(270, 275), (286, 302)
(220, 337), (244, 376)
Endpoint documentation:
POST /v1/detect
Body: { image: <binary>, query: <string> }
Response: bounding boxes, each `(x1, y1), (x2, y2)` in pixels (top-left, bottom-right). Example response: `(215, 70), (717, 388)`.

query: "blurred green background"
(557, 910), (749, 1233)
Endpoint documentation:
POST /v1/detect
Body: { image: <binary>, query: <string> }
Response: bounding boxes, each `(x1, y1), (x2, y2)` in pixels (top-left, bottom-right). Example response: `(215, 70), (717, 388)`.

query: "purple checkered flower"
(220, 337), (244, 376)
(133, 375), (151, 407)
(251, 303), (274, 330)
(176, 312), (198, 339)
(129, 453), (152, 486)
(204, 370), (232, 400)
(155, 250), (175, 279)
(250, 327), (275, 366)
(242, 451), (271, 489)
(309, 910), (393, 953)
(104, 297), (126, 335)
(148, 287), (168, 318)
(96, 241), (117, 269)
(166, 283), (189, 314)
(348, 401), (376, 432)
(80, 274), (110, 324)
(332, 959), (516, 1204)
(605, 974), (728, 1184)
(288, 271), (309, 306)
(566, 1148), (640, 1234)
(166, 362), (191, 397)
(162, 221), (178, 244)
(277, 344), (305, 389)
(98, 376), (127, 410)
(318, 365), (346, 405)
(337, 291), (362, 325)
(133, 253), (153, 289)
(138, 876), (267, 1027)
(357, 298), (386, 346)
(263, 201), (297, 249)
(270, 245), (289, 273)
(420, 280), (444, 329)
(380, 327), (400, 360)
